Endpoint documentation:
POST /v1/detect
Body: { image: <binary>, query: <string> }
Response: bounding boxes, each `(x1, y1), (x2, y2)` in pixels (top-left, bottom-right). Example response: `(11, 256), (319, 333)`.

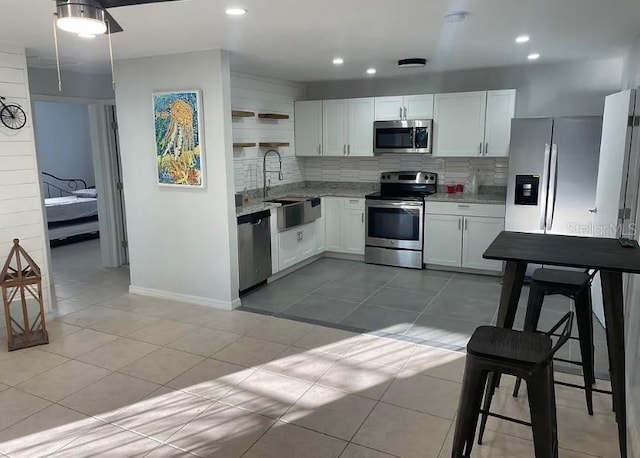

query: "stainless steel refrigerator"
(505, 117), (603, 237)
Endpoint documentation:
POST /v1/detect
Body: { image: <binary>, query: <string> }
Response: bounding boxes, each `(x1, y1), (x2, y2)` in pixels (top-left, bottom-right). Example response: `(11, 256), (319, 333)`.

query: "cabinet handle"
(399, 107), (403, 119)
(343, 144), (346, 155)
(318, 144), (322, 155)
(479, 142), (483, 155)
(485, 142), (489, 156)
(464, 219), (468, 231)
(348, 144), (351, 155)
(362, 212), (364, 223)
(404, 107), (407, 120)
(458, 218), (462, 230)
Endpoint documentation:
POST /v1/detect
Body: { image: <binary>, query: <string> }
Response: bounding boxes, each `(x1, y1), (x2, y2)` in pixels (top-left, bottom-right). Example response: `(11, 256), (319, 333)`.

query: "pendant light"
(52, 1), (115, 91)
(56, 2), (107, 35)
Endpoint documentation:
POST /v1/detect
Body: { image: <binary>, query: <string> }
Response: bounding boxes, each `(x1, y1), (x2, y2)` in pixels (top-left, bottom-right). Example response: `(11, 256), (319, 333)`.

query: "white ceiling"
(2, 0), (639, 81)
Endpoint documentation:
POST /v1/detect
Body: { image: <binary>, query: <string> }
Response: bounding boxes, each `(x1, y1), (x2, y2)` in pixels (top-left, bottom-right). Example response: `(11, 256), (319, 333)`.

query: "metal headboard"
(41, 172), (88, 198)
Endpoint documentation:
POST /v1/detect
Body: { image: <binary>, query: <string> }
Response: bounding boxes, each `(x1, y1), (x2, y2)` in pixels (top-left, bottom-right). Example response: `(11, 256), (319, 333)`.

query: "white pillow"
(72, 189), (98, 198)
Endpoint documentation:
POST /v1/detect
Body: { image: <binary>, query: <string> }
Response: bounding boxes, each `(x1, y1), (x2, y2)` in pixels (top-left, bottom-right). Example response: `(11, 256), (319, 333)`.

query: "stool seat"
(531, 268), (590, 287)
(468, 326), (552, 365)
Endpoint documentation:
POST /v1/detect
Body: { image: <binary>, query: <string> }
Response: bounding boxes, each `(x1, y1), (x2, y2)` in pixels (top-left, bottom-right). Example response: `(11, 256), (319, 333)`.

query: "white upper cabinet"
(323, 98), (374, 157)
(374, 94), (433, 121)
(323, 99), (348, 156)
(374, 96), (404, 121)
(404, 94), (434, 120)
(433, 91), (488, 157)
(347, 98), (374, 156)
(294, 100), (323, 157)
(484, 90), (516, 157)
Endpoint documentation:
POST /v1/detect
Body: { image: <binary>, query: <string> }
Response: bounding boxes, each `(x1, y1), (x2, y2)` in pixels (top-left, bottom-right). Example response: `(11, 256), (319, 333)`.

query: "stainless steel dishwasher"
(237, 210), (272, 293)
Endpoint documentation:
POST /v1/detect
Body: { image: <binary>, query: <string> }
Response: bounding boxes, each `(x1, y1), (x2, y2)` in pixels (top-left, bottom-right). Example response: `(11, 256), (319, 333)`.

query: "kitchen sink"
(264, 196), (322, 231)
(264, 198), (306, 205)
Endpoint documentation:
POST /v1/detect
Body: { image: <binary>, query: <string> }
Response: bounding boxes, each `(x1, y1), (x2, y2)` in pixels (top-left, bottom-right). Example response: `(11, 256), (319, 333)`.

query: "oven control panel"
(380, 171), (437, 184)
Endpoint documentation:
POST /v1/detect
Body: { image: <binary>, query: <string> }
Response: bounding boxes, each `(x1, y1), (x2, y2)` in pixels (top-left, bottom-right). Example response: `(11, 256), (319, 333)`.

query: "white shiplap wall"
(231, 74), (305, 192)
(304, 156), (508, 186)
(0, 45), (51, 309)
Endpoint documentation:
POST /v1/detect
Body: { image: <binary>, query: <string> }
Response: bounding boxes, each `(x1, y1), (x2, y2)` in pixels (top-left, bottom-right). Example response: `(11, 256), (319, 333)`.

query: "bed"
(42, 172), (100, 243)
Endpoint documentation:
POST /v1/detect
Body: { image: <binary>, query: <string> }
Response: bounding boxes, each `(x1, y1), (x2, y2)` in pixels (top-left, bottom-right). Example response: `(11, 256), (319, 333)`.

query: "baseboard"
(129, 285), (240, 311)
(323, 252), (365, 262)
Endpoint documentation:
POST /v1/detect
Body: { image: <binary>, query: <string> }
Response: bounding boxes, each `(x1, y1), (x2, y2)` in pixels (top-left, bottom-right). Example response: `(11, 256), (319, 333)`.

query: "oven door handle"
(366, 200), (424, 210)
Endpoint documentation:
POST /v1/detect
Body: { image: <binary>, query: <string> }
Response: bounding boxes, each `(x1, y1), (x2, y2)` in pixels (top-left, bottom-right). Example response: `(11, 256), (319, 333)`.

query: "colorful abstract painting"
(153, 90), (205, 187)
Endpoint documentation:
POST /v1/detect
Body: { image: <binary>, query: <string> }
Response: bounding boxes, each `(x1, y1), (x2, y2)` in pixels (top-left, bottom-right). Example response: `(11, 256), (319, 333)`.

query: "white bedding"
(48, 220), (100, 240)
(45, 196), (98, 223)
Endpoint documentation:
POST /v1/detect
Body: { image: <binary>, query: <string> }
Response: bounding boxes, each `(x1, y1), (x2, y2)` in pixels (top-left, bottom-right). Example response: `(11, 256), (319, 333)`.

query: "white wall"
(114, 50), (239, 309)
(231, 74), (305, 192)
(33, 101), (95, 188)
(622, 35), (640, 90)
(28, 67), (115, 101)
(0, 44), (51, 311)
(306, 58), (624, 117)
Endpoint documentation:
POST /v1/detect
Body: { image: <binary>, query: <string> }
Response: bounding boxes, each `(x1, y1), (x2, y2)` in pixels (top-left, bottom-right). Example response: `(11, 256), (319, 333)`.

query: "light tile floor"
(0, 241), (618, 457)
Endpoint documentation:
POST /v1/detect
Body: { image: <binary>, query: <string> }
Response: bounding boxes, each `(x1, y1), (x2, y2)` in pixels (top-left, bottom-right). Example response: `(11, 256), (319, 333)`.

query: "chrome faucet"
(263, 149), (283, 198)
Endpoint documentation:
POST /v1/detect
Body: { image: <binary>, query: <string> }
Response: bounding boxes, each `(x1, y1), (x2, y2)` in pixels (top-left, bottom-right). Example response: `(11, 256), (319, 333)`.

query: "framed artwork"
(152, 90), (205, 187)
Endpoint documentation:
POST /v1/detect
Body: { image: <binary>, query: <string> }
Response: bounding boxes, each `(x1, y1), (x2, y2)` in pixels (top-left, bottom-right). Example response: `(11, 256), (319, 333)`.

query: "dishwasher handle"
(237, 210), (271, 225)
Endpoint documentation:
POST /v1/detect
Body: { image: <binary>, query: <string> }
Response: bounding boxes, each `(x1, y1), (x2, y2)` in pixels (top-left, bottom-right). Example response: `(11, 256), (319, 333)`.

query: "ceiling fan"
(51, 0), (182, 91)
(54, 0), (182, 35)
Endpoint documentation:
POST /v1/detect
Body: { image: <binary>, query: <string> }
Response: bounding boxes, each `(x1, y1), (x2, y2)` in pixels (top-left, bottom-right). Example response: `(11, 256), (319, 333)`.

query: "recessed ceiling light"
(527, 53), (540, 60)
(366, 68), (377, 75)
(225, 7), (247, 16)
(444, 11), (469, 23)
(515, 35), (530, 44)
(333, 57), (344, 65)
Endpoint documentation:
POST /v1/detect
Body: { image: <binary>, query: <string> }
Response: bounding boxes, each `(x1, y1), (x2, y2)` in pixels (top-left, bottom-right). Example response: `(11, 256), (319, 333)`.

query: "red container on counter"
(447, 185), (456, 193)
(456, 184), (464, 193)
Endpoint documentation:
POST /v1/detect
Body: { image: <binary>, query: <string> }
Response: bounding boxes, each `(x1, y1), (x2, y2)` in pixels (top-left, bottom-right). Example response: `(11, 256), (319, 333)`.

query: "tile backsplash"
(303, 156), (509, 187)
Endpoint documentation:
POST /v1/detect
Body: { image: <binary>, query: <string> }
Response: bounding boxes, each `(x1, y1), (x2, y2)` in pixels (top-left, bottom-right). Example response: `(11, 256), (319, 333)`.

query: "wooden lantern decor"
(1, 239), (48, 351)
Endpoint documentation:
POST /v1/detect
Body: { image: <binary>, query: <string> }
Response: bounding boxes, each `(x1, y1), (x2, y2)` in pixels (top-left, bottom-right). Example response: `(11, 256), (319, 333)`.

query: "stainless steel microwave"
(373, 119), (433, 154)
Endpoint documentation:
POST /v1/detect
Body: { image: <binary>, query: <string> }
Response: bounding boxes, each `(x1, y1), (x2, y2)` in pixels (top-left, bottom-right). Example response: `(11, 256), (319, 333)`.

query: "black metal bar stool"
(512, 268), (600, 415)
(452, 312), (573, 458)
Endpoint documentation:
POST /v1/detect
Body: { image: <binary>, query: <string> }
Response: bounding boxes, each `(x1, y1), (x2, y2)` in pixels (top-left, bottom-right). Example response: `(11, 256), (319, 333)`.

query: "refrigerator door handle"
(539, 143), (552, 230)
(546, 143), (559, 230)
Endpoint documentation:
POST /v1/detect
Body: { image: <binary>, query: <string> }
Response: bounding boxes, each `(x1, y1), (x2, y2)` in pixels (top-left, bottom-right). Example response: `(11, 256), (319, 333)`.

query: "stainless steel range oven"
(365, 171), (437, 269)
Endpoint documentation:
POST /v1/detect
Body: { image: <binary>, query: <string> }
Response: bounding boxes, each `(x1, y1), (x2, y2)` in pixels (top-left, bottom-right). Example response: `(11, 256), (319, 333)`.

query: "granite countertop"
(236, 187), (372, 216)
(237, 186), (506, 216)
(425, 193), (507, 204)
(236, 201), (281, 217)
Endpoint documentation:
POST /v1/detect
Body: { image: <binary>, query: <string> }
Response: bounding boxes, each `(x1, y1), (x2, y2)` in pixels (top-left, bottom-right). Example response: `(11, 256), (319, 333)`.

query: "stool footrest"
(478, 409), (532, 428)
(548, 333), (580, 342)
(556, 380), (586, 390)
(593, 387), (613, 395)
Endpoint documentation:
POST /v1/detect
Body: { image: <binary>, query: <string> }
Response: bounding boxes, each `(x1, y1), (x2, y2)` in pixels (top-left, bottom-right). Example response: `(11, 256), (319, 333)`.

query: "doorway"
(32, 99), (129, 296)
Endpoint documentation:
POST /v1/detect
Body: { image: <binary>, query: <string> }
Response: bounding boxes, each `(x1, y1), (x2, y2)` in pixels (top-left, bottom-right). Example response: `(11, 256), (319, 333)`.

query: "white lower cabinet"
(277, 222), (317, 272)
(424, 214), (463, 267)
(325, 197), (365, 255)
(461, 216), (505, 271)
(424, 202), (505, 272)
(325, 198), (343, 252)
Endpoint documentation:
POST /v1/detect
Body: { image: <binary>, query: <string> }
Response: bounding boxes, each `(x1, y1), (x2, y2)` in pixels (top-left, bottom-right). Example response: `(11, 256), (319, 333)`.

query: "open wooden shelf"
(233, 142), (257, 148)
(259, 142), (290, 148)
(258, 113), (290, 120)
(232, 110), (255, 118)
